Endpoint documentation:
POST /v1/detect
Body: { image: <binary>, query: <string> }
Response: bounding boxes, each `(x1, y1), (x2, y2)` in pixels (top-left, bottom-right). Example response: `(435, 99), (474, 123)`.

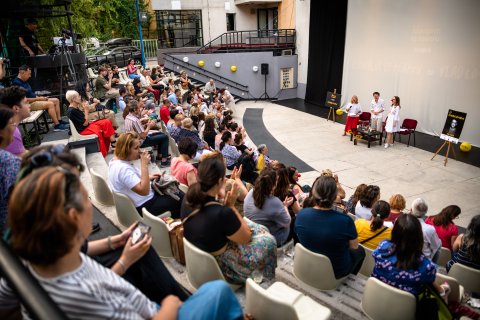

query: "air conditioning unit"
(281, 49), (293, 56)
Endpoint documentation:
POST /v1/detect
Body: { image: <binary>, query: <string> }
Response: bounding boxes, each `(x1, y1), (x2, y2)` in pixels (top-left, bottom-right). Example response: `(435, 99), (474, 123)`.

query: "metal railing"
(132, 39), (158, 58)
(164, 54), (249, 92)
(197, 29), (296, 54)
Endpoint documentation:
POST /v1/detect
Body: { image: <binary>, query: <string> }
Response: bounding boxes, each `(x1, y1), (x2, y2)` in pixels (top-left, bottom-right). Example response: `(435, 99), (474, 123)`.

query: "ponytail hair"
(186, 154), (226, 209)
(253, 169), (277, 209)
(311, 175), (337, 208)
(219, 131), (232, 151)
(370, 200), (390, 231)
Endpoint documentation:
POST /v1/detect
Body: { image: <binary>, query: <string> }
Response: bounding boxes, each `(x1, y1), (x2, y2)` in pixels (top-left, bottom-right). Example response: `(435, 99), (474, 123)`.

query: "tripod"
(54, 36), (77, 114)
(256, 73), (270, 101)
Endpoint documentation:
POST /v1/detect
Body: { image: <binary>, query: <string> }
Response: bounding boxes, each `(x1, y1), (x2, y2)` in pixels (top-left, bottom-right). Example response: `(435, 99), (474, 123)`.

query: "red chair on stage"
(396, 118), (418, 147)
(358, 112), (371, 127)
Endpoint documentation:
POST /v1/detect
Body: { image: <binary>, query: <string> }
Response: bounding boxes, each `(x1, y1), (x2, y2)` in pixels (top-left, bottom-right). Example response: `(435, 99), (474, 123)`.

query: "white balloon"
(214, 61), (221, 68)
(183, 57), (189, 63)
(252, 66), (259, 72)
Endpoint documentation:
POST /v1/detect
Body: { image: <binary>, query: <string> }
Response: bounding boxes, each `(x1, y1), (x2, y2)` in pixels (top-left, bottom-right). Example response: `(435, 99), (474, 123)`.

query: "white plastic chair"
(361, 277), (416, 320)
(437, 247), (452, 267)
(142, 208), (173, 258)
(183, 238), (241, 292)
(245, 278), (331, 320)
(89, 168), (114, 206)
(168, 136), (180, 157)
(448, 262), (480, 293)
(435, 273), (464, 303)
(347, 212), (356, 221)
(68, 119), (97, 142)
(359, 245), (375, 277)
(293, 243), (347, 291)
(112, 191), (143, 227)
(87, 67), (98, 80)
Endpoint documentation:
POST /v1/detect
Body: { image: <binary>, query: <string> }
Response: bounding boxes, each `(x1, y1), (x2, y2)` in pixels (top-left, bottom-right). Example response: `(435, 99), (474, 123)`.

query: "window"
(257, 8), (278, 31)
(226, 13), (235, 31)
(156, 10), (203, 48)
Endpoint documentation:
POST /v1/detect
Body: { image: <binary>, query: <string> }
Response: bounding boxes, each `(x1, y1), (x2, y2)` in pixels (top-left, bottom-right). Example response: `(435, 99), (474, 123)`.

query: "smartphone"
(131, 222), (151, 245)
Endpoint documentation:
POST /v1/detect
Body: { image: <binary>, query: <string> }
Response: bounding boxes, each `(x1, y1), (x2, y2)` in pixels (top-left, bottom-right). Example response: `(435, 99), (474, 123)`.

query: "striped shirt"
(0, 253), (158, 319)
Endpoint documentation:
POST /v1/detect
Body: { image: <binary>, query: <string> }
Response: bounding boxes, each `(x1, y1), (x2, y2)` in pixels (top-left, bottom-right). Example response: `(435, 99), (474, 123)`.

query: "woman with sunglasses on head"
(384, 96), (401, 149)
(0, 106), (21, 234)
(0, 167), (245, 319)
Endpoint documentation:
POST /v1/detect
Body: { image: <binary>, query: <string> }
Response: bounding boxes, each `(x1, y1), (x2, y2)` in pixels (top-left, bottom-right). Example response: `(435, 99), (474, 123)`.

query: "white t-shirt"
(355, 202), (372, 220)
(419, 218), (442, 260)
(108, 159), (154, 207)
(370, 98), (385, 119)
(140, 75), (150, 89)
(345, 103), (362, 116)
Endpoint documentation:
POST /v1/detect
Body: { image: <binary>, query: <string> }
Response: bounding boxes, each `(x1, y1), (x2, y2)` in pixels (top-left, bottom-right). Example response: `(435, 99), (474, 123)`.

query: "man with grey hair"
(204, 79), (217, 104)
(411, 198), (442, 261)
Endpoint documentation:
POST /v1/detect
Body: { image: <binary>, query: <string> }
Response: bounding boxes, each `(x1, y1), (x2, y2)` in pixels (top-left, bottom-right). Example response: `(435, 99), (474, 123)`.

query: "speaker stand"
(255, 73), (270, 102)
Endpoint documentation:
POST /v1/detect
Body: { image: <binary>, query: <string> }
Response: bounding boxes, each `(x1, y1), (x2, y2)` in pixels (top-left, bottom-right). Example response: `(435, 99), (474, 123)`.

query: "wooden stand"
(431, 140), (457, 166)
(326, 89), (337, 123)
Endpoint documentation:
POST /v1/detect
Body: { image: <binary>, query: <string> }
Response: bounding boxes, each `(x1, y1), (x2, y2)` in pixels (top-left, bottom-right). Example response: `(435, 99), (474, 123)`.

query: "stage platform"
(239, 100), (480, 229)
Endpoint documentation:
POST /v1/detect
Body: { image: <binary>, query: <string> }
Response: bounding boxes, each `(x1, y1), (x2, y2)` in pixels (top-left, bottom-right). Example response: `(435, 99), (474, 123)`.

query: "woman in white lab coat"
(384, 96), (401, 148)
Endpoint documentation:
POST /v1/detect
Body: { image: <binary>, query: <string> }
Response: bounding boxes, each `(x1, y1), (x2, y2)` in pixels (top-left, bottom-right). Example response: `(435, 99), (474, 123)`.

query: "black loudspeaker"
(261, 63), (269, 75)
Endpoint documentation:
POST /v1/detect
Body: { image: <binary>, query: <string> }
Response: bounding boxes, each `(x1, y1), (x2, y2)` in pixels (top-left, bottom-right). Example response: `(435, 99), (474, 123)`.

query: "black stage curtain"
(305, 0), (348, 106)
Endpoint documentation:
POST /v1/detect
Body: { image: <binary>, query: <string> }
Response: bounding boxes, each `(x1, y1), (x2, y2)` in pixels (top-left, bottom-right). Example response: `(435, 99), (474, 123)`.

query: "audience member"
(168, 89), (181, 106)
(447, 214), (480, 271)
(295, 176), (365, 278)
(66, 90), (116, 157)
(244, 169), (293, 247)
(170, 114), (184, 142)
(148, 68), (164, 91)
(132, 78), (149, 98)
(94, 66), (117, 100)
(181, 154), (277, 283)
(140, 69), (160, 101)
(1, 167), (244, 319)
(108, 133), (182, 218)
(355, 200), (392, 250)
(274, 166), (301, 241)
(320, 169), (346, 206)
(12, 65), (68, 131)
(355, 185), (380, 220)
(178, 118), (210, 160)
(345, 183), (367, 215)
(118, 87), (127, 111)
(75, 80), (117, 128)
(287, 166), (311, 204)
(256, 144), (272, 173)
(386, 193), (406, 222)
(126, 58), (141, 79)
(410, 198), (442, 261)
(110, 65), (122, 88)
(0, 86), (30, 156)
(220, 88), (236, 114)
(425, 205), (460, 250)
(203, 116), (217, 149)
(124, 100), (170, 166)
(171, 138), (198, 187)
(0, 107), (20, 234)
(220, 131), (241, 170)
(179, 71), (194, 91)
(204, 79), (217, 103)
(167, 109), (179, 131)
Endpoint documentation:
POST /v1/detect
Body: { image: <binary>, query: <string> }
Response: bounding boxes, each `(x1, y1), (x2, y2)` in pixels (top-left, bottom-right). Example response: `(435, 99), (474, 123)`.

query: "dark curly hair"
(359, 185), (380, 208)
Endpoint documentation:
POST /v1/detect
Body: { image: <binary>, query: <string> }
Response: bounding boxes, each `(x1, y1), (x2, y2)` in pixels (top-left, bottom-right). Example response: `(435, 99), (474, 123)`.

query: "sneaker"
(159, 159), (171, 167)
(53, 123), (69, 131)
(384, 143), (389, 148)
(59, 119), (69, 125)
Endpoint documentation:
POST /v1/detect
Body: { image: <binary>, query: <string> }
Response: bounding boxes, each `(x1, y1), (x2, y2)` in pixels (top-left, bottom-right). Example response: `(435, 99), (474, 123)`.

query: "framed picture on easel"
(432, 109), (467, 166)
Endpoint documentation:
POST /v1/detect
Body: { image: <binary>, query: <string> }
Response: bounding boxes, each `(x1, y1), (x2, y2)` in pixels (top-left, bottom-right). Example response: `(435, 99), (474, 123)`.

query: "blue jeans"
(178, 280), (243, 320)
(128, 74), (141, 79)
(141, 133), (169, 159)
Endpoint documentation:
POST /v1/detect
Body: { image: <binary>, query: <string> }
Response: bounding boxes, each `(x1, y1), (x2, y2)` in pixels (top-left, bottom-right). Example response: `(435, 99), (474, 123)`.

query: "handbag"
(416, 284), (453, 320)
(163, 219), (185, 265)
(151, 174), (182, 201)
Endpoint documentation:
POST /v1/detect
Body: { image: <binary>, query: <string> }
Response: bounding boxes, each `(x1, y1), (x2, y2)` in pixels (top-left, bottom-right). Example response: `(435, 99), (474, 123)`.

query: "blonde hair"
(65, 90), (79, 103)
(190, 105), (199, 117)
(351, 95), (358, 104)
(114, 132), (140, 160)
(182, 118), (193, 129)
(174, 114), (185, 126)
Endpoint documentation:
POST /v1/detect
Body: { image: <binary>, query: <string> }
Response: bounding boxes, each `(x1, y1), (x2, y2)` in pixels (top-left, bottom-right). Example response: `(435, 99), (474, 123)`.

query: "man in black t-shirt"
(19, 18), (45, 57)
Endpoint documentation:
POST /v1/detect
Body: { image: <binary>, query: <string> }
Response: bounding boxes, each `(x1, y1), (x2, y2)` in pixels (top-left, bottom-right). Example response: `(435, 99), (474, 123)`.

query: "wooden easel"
(431, 140), (457, 166)
(326, 89), (337, 123)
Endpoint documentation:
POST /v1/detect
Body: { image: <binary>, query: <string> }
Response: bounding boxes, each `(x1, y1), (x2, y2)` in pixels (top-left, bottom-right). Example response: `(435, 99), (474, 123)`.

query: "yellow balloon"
(230, 65), (237, 72)
(336, 109), (344, 116)
(198, 60), (205, 67)
(460, 142), (472, 152)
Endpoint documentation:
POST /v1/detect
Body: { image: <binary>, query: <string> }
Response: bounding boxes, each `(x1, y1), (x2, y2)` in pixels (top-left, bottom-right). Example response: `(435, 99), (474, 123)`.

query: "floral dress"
(0, 149), (21, 233)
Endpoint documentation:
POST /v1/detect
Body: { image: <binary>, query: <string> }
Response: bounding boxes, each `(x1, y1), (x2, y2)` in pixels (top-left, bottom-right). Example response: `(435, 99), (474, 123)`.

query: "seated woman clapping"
(244, 169), (293, 247)
(0, 167), (245, 319)
(354, 200), (393, 250)
(181, 152), (277, 284)
(66, 90), (116, 157)
(108, 133), (183, 218)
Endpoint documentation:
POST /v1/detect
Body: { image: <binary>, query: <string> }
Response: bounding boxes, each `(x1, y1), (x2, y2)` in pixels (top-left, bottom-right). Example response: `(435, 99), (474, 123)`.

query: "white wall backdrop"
(342, 0), (480, 146)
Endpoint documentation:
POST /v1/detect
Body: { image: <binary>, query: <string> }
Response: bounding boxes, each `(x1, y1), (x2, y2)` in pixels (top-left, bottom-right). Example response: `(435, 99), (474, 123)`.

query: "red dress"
(344, 116), (360, 133)
(81, 119), (115, 157)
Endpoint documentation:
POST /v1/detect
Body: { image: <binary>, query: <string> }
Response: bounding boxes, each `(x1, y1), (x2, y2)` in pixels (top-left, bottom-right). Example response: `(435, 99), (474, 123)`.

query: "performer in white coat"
(370, 91), (385, 132)
(384, 96), (401, 148)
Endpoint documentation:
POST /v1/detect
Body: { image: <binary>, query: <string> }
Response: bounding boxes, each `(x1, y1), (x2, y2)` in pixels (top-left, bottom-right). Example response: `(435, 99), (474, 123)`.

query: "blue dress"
(372, 240), (436, 295)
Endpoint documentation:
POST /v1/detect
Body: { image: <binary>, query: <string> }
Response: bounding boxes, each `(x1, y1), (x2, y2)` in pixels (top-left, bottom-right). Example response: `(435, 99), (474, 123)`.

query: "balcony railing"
(197, 29), (296, 54)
